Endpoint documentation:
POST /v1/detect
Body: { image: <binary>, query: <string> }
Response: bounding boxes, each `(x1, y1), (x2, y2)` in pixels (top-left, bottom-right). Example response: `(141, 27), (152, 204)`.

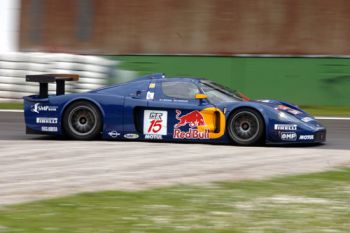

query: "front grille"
(315, 130), (326, 142)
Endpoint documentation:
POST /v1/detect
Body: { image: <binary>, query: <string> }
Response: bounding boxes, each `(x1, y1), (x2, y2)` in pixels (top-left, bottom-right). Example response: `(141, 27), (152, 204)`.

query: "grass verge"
(0, 168), (350, 232)
(301, 105), (350, 117)
(0, 102), (23, 110)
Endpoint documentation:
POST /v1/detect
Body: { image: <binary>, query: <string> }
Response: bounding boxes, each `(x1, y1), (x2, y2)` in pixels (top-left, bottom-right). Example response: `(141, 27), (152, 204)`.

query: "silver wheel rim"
(68, 106), (97, 136)
(230, 111), (260, 142)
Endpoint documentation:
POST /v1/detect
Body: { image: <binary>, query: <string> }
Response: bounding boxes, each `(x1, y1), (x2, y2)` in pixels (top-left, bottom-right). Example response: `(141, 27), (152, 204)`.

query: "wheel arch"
(61, 97), (105, 131)
(226, 105), (268, 142)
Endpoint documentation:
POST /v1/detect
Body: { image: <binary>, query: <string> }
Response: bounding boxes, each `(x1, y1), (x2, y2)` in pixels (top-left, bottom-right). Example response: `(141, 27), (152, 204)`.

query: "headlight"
(278, 111), (299, 122)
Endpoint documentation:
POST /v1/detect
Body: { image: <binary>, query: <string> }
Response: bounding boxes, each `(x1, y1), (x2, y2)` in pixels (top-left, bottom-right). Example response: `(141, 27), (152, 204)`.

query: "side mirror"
(131, 90), (142, 99)
(195, 93), (208, 99)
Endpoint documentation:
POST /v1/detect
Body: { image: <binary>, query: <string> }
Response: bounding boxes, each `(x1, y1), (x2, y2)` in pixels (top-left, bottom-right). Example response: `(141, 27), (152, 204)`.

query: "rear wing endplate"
(26, 74), (79, 98)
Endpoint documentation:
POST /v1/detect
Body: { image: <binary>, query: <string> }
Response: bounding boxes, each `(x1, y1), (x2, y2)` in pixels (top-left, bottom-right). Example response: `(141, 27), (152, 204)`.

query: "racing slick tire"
(63, 101), (102, 140)
(227, 108), (264, 146)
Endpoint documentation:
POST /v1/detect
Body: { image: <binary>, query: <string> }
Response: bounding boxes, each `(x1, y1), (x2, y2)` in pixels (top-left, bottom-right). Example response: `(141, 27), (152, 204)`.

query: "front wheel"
(227, 108), (264, 146)
(63, 101), (102, 140)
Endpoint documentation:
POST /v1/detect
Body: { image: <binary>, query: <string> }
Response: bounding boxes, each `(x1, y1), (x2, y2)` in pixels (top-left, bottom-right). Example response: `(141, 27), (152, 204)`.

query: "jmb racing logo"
(173, 110), (209, 139)
(31, 103), (58, 113)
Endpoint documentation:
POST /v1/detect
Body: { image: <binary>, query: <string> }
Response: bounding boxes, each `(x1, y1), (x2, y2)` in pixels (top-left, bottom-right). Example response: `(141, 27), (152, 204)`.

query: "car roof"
(129, 73), (206, 83)
(92, 73), (206, 93)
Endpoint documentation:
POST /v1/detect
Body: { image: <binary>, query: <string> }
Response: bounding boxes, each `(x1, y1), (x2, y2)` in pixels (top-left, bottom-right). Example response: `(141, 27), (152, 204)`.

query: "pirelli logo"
(36, 117), (58, 124)
(274, 124), (297, 131)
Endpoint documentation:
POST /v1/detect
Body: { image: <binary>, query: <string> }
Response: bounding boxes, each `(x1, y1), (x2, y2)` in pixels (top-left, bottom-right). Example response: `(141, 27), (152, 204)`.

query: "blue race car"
(24, 73), (326, 146)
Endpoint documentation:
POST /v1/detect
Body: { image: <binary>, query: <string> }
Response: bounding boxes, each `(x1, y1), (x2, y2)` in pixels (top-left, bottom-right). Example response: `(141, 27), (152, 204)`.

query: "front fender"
(223, 101), (275, 142)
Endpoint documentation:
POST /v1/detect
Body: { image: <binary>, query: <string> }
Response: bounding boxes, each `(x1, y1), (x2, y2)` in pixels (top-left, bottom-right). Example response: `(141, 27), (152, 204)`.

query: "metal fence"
(0, 52), (117, 102)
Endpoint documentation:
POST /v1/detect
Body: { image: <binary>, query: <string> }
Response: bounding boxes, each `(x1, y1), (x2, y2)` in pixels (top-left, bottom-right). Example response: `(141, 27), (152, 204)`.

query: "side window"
(161, 81), (199, 99)
(101, 80), (150, 97)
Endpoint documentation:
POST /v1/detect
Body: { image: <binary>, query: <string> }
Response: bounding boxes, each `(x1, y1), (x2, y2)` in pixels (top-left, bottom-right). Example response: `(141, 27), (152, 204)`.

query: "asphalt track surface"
(0, 111), (349, 205)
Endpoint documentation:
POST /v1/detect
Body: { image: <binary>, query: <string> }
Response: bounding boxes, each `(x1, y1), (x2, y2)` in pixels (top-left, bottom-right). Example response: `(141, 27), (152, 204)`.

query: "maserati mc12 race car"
(24, 73), (326, 146)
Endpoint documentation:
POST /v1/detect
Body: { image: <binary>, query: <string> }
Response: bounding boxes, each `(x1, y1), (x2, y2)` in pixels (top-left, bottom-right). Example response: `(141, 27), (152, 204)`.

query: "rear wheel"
(63, 101), (102, 140)
(227, 108), (264, 146)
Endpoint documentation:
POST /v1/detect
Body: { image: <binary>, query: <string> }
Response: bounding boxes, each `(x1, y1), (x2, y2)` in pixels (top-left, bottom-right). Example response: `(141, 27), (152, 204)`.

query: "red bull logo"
(173, 110), (209, 139)
(174, 110), (206, 128)
(173, 128), (209, 139)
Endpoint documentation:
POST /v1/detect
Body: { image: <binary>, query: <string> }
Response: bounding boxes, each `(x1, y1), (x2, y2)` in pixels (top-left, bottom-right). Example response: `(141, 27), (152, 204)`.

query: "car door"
(144, 80), (223, 140)
(123, 80), (150, 135)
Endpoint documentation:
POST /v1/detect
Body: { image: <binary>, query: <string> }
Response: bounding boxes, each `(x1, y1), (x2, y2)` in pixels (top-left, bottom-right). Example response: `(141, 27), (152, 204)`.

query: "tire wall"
(0, 53), (116, 102)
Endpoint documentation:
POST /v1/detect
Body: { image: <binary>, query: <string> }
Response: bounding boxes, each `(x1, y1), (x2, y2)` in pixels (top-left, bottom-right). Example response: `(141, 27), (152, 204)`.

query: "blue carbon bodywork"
(24, 73), (326, 144)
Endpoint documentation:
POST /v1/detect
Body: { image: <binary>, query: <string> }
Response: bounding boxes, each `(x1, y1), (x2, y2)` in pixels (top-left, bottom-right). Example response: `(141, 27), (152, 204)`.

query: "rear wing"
(26, 74), (79, 98)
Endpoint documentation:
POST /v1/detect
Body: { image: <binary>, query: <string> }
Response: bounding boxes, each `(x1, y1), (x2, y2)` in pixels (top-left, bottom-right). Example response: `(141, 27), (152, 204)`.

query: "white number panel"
(143, 110), (168, 135)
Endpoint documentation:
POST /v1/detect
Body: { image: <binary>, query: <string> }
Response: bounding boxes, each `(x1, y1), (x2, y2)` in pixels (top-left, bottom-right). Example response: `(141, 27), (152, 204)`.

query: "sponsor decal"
(276, 105), (289, 111)
(31, 103), (58, 114)
(143, 110), (167, 136)
(145, 134), (163, 139)
(275, 105), (301, 115)
(41, 126), (58, 132)
(274, 124), (297, 131)
(108, 131), (120, 138)
(299, 135), (314, 140)
(173, 99), (189, 103)
(280, 132), (297, 141)
(146, 91), (154, 100)
(36, 117), (58, 124)
(302, 117), (314, 123)
(288, 109), (302, 115)
(175, 110), (206, 128)
(173, 110), (209, 139)
(149, 83), (156, 89)
(124, 133), (139, 139)
(173, 128), (209, 139)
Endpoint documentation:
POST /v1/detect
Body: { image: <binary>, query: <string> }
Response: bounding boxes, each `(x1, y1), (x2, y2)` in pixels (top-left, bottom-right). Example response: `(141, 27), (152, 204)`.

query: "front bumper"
(314, 130), (326, 143)
(266, 126), (327, 144)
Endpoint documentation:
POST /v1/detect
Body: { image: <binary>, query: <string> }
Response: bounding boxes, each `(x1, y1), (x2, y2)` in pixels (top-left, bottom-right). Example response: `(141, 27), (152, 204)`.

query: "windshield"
(199, 81), (249, 104)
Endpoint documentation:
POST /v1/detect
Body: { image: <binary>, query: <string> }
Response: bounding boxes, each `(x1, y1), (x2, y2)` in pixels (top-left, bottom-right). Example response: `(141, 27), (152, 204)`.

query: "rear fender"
(23, 96), (63, 135)
(60, 97), (106, 119)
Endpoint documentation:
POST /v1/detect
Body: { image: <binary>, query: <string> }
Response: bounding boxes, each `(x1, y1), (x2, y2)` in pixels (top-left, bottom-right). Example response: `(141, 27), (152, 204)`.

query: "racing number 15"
(143, 110), (167, 135)
(148, 120), (162, 133)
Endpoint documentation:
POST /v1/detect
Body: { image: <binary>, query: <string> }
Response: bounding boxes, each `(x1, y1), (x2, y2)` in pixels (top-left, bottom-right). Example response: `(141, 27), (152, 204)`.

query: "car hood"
(254, 99), (321, 125)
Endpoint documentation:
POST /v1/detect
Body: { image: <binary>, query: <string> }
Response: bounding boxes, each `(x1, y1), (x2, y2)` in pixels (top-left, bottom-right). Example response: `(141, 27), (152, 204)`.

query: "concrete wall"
(0, 0), (20, 52)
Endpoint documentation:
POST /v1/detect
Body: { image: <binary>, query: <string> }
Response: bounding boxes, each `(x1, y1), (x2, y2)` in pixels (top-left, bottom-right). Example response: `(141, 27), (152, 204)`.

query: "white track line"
(315, 116), (350, 120)
(0, 109), (23, 113)
(0, 109), (349, 120)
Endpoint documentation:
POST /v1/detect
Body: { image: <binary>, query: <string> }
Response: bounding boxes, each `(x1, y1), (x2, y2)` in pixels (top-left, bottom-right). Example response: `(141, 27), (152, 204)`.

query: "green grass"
(1, 169), (350, 233)
(301, 105), (350, 116)
(0, 102), (23, 110)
